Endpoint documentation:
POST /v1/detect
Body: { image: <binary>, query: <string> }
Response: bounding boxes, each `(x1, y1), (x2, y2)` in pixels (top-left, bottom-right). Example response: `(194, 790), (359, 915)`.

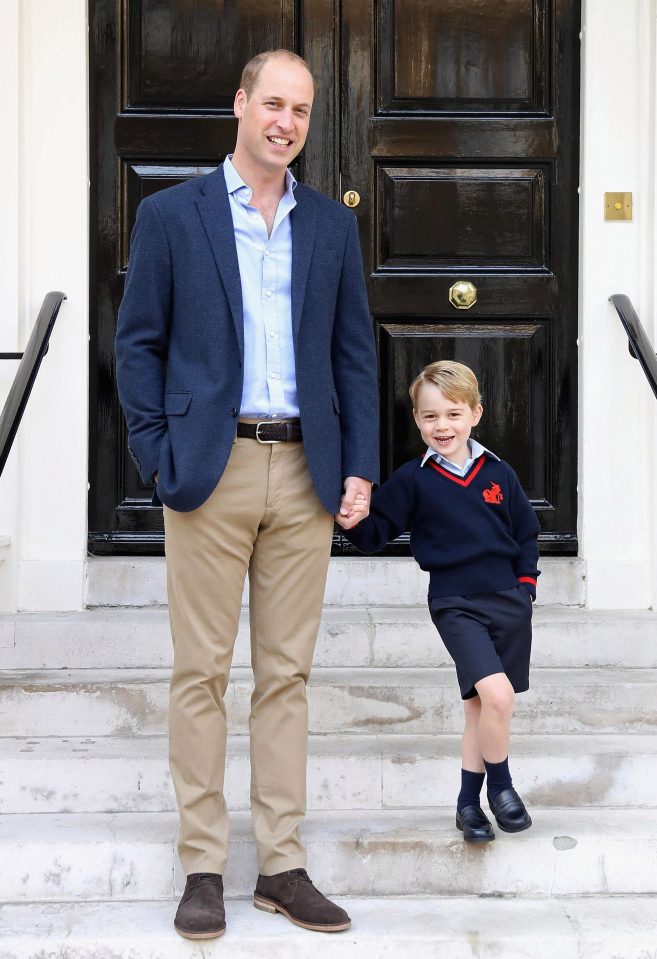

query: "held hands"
(334, 476), (372, 530)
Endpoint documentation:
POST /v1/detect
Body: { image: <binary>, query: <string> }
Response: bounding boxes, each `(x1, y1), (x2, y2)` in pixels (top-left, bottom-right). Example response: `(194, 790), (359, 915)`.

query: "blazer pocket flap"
(164, 391), (192, 415)
(332, 390), (341, 414)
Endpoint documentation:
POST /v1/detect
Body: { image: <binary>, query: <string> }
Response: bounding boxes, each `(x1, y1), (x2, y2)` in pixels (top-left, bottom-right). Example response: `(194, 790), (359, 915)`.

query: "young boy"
(340, 360), (539, 842)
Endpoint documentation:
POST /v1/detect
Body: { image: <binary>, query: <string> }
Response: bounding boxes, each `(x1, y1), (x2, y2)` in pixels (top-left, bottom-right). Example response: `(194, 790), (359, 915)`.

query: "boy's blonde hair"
(409, 360), (481, 410)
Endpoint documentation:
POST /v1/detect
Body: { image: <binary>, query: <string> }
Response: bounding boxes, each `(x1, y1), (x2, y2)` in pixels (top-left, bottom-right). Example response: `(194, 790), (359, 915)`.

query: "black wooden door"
(341, 0), (580, 554)
(89, 0), (580, 555)
(88, 0), (338, 553)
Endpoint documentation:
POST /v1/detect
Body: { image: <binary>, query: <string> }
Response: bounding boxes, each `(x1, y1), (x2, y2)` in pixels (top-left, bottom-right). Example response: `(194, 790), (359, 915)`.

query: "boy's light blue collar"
(421, 438), (500, 469)
(223, 154), (297, 202)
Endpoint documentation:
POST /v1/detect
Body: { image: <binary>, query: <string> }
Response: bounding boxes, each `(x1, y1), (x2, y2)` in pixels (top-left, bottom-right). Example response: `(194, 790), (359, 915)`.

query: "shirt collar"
(223, 154), (297, 204)
(420, 438), (500, 469)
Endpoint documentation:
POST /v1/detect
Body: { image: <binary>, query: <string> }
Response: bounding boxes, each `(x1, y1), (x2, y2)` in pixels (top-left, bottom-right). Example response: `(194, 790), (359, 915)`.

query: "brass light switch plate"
(605, 192), (632, 220)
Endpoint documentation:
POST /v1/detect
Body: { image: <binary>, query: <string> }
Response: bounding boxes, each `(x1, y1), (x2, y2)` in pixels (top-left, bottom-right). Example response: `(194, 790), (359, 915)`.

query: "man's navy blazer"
(115, 165), (380, 514)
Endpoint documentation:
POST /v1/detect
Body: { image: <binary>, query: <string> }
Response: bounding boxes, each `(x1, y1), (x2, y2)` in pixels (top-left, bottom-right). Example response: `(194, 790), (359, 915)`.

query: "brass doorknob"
(343, 190), (361, 208)
(449, 280), (478, 310)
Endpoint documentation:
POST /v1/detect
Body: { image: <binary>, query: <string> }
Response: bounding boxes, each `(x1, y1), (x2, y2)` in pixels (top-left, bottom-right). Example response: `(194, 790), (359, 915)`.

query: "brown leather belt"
(237, 419), (302, 443)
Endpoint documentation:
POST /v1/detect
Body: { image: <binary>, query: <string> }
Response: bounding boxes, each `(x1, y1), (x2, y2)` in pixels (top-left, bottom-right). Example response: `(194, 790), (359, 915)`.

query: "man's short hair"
(409, 360), (482, 410)
(240, 50), (314, 97)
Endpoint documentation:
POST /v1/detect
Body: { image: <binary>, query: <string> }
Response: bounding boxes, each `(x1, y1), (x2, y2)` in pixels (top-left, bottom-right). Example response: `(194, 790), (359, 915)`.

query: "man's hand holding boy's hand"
(334, 476), (371, 530)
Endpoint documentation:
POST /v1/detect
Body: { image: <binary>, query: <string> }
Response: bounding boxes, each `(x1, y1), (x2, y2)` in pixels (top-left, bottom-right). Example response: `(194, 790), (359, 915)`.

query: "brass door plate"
(605, 192), (632, 221)
(449, 280), (478, 310)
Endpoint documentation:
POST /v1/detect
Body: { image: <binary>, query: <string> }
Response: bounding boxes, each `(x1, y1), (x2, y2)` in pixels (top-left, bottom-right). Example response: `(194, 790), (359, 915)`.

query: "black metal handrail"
(609, 294), (657, 400)
(0, 291), (66, 477)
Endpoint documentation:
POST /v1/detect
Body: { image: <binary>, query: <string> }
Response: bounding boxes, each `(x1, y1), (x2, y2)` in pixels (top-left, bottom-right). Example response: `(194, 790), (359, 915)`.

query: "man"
(115, 50), (379, 940)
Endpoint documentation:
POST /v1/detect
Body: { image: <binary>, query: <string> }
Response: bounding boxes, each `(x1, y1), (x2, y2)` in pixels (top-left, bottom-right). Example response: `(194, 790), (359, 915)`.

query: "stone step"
(2, 605), (656, 671)
(1, 897), (655, 959)
(1, 733), (655, 814)
(1, 667), (656, 737)
(1, 808), (655, 902)
(85, 556), (585, 607)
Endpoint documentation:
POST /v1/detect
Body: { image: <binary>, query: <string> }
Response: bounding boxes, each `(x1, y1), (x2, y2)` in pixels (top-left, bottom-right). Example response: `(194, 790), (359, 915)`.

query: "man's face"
(233, 58), (314, 174)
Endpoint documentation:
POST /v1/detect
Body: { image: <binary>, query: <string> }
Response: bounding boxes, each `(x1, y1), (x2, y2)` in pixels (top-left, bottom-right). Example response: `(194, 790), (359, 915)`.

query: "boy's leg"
(461, 695), (484, 773)
(430, 599), (494, 838)
(456, 695), (494, 842)
(474, 672), (515, 764)
(475, 672), (531, 832)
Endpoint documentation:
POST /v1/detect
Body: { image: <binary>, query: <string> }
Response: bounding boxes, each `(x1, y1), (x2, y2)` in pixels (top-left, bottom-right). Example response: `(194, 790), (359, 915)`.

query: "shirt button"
(230, 407), (238, 417)
(265, 291), (272, 298)
(265, 250), (271, 257)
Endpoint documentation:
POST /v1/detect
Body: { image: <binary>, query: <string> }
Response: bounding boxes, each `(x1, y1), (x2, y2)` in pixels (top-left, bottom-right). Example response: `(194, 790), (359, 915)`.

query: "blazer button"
(230, 407), (238, 417)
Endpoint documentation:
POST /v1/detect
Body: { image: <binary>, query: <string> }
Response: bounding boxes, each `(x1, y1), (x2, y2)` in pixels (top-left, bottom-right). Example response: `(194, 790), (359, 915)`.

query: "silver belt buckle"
(255, 421), (282, 444)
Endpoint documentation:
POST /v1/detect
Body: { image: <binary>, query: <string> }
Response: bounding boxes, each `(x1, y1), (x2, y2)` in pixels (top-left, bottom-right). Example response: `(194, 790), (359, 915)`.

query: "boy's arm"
(341, 463), (416, 554)
(508, 468), (541, 600)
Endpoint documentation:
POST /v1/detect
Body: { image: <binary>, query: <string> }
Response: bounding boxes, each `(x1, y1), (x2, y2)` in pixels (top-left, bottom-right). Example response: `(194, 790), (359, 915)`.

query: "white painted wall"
(579, 0), (657, 608)
(0, 0), (655, 611)
(0, 0), (89, 611)
(0, 0), (20, 609)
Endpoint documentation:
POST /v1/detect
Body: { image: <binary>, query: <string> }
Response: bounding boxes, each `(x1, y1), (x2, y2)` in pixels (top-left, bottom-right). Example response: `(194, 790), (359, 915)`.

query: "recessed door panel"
(378, 0), (548, 114)
(378, 321), (549, 500)
(119, 162), (218, 270)
(376, 165), (549, 270)
(123, 0), (295, 111)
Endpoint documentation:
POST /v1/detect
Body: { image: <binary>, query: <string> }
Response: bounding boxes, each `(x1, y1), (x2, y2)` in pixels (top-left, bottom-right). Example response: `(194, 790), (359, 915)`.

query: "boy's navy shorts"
(429, 585), (533, 700)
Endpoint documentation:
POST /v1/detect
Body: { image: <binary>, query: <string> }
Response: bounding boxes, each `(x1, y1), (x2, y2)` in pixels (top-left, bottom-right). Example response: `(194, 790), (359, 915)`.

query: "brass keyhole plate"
(343, 190), (361, 208)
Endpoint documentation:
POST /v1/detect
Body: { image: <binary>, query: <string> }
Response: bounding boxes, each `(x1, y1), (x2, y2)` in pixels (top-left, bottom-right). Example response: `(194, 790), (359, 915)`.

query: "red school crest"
(482, 482), (504, 504)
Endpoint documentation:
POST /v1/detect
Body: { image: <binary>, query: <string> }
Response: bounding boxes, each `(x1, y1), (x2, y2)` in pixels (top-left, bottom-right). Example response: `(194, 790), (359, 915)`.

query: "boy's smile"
(413, 382), (483, 468)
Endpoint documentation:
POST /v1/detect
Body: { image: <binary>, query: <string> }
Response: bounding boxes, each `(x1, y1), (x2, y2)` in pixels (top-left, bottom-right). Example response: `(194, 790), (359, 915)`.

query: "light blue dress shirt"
(421, 438), (500, 478)
(223, 155), (299, 418)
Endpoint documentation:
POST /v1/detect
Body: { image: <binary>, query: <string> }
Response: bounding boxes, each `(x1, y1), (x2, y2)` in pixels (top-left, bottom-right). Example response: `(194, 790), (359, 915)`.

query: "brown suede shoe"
(254, 868), (351, 932)
(174, 872), (226, 939)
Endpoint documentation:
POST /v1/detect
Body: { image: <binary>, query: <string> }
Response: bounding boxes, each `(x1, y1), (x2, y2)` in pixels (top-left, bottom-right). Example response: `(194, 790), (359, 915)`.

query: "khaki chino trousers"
(164, 432), (334, 876)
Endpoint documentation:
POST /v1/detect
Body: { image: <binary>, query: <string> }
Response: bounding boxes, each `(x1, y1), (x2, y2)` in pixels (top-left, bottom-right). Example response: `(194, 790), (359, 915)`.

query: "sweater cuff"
(518, 576), (536, 602)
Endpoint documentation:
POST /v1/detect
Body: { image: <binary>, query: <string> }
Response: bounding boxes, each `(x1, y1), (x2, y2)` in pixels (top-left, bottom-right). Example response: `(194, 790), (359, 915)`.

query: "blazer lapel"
(195, 166), (244, 356)
(291, 188), (317, 343)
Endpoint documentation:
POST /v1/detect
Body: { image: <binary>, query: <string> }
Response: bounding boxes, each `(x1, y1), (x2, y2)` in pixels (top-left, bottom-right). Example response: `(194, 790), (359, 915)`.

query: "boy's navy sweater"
(344, 452), (540, 599)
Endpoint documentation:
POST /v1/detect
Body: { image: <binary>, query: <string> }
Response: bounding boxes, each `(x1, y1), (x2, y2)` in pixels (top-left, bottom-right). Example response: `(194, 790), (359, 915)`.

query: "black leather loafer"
(456, 804), (495, 842)
(174, 872), (226, 939)
(487, 787), (532, 833)
(254, 868), (351, 932)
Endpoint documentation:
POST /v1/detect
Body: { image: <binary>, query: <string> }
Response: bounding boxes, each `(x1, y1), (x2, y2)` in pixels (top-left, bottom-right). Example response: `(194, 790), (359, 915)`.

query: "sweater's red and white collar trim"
(420, 440), (500, 471)
(427, 454), (487, 487)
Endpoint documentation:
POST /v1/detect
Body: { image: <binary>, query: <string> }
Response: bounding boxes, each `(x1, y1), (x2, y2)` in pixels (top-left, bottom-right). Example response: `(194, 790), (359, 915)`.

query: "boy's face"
(413, 382), (483, 467)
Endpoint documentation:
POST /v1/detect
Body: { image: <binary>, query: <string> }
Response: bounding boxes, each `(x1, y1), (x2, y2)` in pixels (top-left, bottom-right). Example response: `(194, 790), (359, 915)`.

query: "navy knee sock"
(484, 757), (513, 799)
(457, 769), (486, 812)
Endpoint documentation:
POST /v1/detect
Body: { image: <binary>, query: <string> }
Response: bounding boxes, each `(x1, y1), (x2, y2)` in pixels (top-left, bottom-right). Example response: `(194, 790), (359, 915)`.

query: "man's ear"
(234, 88), (247, 119)
(412, 408), (420, 429)
(472, 403), (483, 427)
